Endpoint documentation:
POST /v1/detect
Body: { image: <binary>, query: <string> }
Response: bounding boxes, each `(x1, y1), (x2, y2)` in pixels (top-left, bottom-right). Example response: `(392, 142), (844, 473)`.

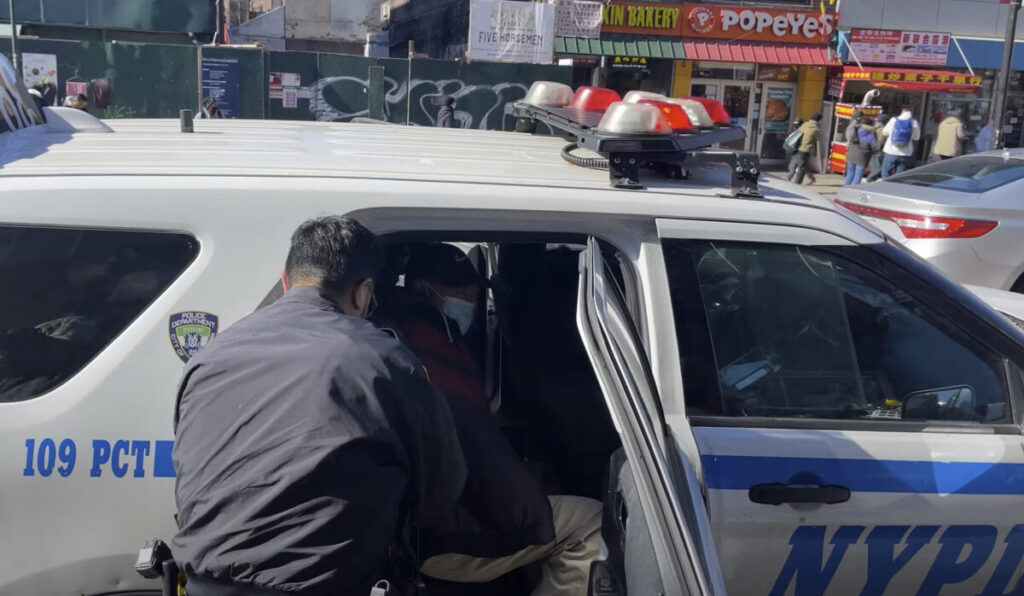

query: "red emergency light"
(679, 96), (732, 126)
(569, 86), (622, 111)
(637, 99), (694, 131)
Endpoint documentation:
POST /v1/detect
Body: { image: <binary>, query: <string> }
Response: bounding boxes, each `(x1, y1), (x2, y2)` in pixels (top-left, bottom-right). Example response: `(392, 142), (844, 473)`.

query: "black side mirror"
(902, 386), (976, 421)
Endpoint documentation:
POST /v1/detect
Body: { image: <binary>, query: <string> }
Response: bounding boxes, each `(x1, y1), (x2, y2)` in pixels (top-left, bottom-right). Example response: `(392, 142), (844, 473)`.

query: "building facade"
(834, 0), (1024, 159)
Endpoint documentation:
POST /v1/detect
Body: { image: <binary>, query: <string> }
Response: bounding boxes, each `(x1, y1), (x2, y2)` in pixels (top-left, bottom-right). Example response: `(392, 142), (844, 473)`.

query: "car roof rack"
(512, 85), (761, 198)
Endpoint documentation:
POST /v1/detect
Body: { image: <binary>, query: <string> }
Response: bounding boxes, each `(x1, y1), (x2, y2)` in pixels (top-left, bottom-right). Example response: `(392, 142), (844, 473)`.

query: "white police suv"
(3, 54), (1024, 596)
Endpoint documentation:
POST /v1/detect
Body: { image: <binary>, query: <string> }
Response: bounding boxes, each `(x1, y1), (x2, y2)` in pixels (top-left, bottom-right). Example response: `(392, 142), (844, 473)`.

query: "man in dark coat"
(436, 96), (455, 128)
(378, 243), (602, 595)
(173, 216), (467, 596)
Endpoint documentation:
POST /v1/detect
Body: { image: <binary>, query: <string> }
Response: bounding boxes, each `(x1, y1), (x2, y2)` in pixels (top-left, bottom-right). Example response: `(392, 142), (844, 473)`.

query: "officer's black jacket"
(172, 286), (466, 595)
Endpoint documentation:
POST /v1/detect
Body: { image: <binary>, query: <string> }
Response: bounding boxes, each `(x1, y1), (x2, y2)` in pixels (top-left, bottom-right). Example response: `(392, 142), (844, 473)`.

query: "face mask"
(441, 297), (475, 335)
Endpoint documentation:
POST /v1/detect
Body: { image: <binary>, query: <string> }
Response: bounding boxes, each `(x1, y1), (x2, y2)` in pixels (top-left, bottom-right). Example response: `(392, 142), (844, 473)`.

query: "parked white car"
(835, 152), (1024, 292)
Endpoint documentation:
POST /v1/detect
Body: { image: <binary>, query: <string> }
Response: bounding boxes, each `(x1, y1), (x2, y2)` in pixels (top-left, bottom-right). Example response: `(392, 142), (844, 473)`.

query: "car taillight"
(836, 201), (998, 239)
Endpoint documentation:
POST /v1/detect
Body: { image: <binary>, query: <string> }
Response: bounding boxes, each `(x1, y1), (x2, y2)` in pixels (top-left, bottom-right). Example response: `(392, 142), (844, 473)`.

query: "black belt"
(184, 575), (292, 596)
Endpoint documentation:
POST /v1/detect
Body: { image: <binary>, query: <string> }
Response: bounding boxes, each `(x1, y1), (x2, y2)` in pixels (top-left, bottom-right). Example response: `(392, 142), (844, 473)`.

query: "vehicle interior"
(369, 233), (661, 596)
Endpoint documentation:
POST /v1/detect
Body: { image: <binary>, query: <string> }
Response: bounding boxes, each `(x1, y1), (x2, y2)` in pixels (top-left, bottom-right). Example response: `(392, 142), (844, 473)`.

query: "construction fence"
(3, 39), (572, 129)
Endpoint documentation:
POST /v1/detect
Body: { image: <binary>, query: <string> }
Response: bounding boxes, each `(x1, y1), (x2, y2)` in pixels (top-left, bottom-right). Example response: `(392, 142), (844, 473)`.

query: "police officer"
(172, 216), (466, 595)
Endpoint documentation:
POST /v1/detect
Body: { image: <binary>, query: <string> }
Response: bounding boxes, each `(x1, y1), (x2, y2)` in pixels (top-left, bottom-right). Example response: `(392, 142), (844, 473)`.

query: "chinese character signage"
(469, 0), (555, 64)
(680, 4), (835, 44)
(849, 29), (951, 66)
(843, 69), (981, 88)
(601, 2), (681, 36)
(610, 56), (650, 69)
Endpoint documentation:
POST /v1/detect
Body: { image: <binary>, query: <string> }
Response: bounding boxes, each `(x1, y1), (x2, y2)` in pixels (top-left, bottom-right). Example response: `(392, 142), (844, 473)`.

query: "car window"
(0, 226), (197, 402)
(886, 156), (1024, 193)
(664, 239), (1010, 423)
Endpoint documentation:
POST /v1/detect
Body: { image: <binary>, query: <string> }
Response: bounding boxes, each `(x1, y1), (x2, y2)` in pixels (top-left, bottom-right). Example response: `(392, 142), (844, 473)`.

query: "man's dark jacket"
(172, 286), (466, 595)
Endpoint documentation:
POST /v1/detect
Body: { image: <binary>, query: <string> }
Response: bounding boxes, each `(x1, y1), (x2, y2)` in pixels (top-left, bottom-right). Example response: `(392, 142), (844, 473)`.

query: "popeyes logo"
(688, 6), (715, 34)
(683, 4), (834, 44)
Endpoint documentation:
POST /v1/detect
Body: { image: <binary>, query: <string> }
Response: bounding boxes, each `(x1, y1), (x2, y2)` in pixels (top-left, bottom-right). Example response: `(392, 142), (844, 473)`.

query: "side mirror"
(902, 386), (975, 421)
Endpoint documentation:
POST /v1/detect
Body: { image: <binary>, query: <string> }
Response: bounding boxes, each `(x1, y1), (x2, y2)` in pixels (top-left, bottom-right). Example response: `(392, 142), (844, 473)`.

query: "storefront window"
(693, 62), (754, 81)
(603, 57), (674, 96)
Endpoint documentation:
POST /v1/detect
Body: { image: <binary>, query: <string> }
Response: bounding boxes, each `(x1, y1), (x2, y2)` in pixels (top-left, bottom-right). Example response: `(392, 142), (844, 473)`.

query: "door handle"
(748, 483), (850, 505)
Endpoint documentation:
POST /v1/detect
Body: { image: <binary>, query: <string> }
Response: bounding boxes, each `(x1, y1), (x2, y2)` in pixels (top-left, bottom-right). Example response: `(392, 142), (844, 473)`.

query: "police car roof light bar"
(515, 82), (760, 196)
(680, 96), (732, 126)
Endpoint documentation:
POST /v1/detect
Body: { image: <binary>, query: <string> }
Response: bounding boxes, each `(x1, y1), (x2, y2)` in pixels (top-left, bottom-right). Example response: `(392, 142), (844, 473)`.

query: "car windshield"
(887, 156), (1024, 193)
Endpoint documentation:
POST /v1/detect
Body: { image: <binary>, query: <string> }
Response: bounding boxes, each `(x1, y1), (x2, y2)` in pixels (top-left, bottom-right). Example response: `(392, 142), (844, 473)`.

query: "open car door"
(576, 237), (725, 596)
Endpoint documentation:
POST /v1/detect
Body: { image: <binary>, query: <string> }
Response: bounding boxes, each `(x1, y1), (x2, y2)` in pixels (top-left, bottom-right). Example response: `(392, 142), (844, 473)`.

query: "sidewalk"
(765, 170), (846, 198)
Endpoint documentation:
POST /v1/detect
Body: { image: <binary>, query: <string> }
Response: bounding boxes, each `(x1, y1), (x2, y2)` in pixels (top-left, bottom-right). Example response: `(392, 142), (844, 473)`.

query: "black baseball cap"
(406, 243), (477, 287)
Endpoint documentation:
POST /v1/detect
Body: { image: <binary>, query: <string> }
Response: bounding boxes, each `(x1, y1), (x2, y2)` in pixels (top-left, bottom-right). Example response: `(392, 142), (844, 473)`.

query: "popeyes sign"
(682, 4), (834, 44)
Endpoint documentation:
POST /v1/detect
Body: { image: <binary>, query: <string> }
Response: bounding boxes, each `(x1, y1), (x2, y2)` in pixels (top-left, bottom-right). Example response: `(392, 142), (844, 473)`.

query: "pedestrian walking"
(200, 96), (222, 119)
(865, 115), (890, 182)
(976, 119), (995, 153)
(881, 106), (921, 178)
(437, 96), (455, 128)
(845, 117), (880, 186)
(785, 117), (804, 179)
(932, 111), (967, 161)
(172, 216), (467, 596)
(789, 113), (821, 186)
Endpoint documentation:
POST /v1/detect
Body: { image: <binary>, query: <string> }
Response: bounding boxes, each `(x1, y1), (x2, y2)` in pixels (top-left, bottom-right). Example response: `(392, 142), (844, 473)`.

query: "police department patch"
(169, 312), (219, 363)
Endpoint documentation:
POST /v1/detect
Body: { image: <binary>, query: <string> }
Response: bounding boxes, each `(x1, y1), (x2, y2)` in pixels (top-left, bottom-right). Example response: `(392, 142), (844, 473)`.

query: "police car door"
(577, 237), (724, 595)
(657, 217), (1024, 596)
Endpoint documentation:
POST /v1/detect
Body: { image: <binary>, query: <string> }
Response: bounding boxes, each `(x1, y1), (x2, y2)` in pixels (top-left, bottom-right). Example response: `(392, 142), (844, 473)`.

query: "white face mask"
(441, 297), (475, 336)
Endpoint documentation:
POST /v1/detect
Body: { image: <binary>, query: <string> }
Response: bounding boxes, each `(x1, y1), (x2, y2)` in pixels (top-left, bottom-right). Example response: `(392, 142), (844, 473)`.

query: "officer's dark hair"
(285, 216), (384, 295)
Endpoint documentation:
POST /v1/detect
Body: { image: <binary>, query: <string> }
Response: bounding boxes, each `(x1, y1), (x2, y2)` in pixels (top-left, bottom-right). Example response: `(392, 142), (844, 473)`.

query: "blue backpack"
(857, 127), (876, 148)
(891, 118), (913, 147)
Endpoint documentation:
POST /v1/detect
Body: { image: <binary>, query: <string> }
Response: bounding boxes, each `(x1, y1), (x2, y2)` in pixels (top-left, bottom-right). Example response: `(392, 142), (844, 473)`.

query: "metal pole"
(992, 0), (1021, 149)
(406, 40), (413, 125)
(7, 0), (18, 75)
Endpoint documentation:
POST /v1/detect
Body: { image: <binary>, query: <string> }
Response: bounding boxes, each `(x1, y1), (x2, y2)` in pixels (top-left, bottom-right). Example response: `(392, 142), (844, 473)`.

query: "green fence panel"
(265, 51), (319, 121)
(201, 46), (265, 119)
(408, 59), (571, 129)
(315, 53), (408, 124)
(9, 38), (197, 118)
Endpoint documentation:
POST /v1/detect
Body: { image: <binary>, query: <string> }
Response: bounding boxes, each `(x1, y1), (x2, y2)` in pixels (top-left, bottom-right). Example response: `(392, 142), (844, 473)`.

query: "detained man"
(172, 217), (466, 596)
(379, 242), (603, 596)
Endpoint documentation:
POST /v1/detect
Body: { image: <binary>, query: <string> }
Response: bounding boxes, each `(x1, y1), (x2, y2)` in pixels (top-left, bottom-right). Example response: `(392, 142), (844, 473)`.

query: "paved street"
(766, 170), (846, 198)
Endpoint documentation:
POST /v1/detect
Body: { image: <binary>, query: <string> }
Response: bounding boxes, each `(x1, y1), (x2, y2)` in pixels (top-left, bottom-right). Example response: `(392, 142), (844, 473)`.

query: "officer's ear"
(352, 278), (375, 319)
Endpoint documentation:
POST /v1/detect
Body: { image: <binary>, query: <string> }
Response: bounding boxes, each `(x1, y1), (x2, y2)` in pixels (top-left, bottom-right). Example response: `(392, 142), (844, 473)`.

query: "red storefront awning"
(842, 67), (982, 93)
(682, 40), (837, 66)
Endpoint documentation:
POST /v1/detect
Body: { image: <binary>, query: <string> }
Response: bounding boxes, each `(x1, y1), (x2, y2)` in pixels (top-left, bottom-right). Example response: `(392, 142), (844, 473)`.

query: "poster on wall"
(554, 0), (603, 38)
(22, 53), (58, 105)
(201, 58), (239, 117)
(468, 0), (555, 64)
(849, 29), (950, 67)
(763, 86), (794, 132)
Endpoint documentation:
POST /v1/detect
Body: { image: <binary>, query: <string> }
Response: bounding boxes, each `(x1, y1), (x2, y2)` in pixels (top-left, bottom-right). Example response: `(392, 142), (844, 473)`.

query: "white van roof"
(1, 117), (836, 210)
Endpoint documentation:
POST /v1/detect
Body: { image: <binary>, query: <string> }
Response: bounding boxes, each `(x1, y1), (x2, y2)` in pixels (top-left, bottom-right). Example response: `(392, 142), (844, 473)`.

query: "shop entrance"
(691, 81), (754, 152)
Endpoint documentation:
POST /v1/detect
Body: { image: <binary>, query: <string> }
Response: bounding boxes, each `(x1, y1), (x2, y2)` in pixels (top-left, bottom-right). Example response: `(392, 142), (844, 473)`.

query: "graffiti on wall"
(307, 75), (529, 129)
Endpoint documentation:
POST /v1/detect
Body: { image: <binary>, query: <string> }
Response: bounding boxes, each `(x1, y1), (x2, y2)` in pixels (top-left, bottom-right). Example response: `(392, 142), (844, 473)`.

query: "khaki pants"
(421, 496), (602, 596)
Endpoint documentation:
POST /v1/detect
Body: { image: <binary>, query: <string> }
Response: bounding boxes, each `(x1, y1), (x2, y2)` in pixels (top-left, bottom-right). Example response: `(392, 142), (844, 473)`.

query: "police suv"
(3, 54), (1024, 596)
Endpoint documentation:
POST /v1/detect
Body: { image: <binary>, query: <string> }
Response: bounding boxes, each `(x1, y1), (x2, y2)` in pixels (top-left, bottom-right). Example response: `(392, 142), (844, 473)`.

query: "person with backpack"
(865, 115), (890, 182)
(880, 106), (920, 178)
(844, 117), (880, 186)
(789, 113), (821, 186)
(785, 117), (804, 178)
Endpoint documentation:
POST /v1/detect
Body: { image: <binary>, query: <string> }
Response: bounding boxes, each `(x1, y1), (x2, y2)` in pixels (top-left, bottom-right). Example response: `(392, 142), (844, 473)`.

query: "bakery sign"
(602, 2), (681, 36)
(682, 4), (835, 44)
